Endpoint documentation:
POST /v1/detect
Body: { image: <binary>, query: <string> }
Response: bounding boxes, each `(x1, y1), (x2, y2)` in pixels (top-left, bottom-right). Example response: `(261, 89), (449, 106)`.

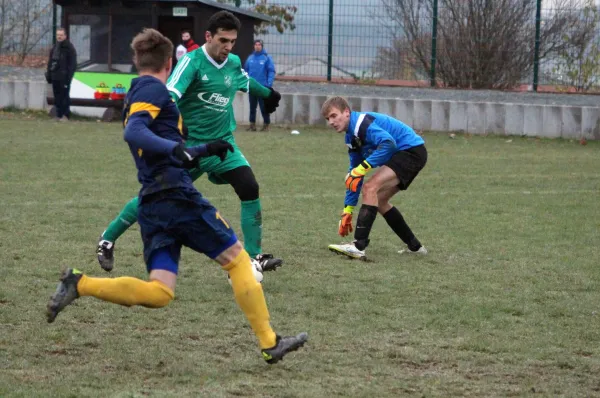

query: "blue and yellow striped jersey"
(123, 75), (193, 199)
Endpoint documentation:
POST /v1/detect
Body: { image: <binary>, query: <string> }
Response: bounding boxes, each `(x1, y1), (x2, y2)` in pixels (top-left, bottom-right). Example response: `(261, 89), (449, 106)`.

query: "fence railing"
(1, 0), (599, 92)
(253, 0), (600, 92)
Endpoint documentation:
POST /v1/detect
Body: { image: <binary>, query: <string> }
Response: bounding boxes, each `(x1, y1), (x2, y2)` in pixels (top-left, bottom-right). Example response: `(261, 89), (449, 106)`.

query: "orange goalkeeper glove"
(338, 206), (355, 237)
(345, 161), (372, 192)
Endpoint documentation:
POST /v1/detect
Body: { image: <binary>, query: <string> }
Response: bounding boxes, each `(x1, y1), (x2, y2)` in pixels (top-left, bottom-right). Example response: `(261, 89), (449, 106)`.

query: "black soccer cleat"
(261, 332), (308, 364)
(46, 268), (83, 323)
(255, 253), (283, 272)
(96, 236), (115, 272)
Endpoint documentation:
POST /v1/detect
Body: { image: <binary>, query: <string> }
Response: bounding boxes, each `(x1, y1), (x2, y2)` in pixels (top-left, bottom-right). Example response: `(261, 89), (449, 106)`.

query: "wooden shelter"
(53, 0), (271, 73)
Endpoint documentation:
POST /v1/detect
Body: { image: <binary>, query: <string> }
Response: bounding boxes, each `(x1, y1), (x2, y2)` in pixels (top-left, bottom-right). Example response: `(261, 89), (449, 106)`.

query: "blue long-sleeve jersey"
(123, 75), (192, 199)
(244, 49), (275, 87)
(344, 111), (425, 207)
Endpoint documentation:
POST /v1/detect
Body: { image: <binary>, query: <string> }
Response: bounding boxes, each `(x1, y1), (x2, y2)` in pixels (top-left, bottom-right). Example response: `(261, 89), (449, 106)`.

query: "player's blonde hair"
(321, 96), (351, 117)
(131, 28), (173, 73)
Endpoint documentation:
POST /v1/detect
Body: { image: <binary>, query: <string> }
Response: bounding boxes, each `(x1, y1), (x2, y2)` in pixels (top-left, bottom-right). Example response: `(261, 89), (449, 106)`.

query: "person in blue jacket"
(244, 39), (275, 131)
(322, 96), (428, 260)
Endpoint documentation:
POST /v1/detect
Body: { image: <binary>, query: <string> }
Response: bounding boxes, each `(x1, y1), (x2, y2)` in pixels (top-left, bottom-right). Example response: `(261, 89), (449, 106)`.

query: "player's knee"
(216, 241), (244, 266)
(235, 179), (259, 201)
(362, 180), (379, 199)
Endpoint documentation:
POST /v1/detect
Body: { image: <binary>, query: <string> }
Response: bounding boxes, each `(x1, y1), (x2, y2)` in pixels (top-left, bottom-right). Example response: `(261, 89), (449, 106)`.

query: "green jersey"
(166, 45), (249, 142)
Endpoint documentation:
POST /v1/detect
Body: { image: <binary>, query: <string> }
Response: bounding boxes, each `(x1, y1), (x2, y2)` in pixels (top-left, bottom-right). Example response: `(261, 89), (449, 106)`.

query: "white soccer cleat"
(398, 246), (428, 255)
(250, 259), (265, 283)
(328, 243), (366, 260)
(227, 258), (264, 285)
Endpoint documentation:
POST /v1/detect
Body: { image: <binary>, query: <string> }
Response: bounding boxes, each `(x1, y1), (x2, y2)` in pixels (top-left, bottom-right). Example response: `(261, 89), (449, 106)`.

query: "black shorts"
(384, 144), (427, 190)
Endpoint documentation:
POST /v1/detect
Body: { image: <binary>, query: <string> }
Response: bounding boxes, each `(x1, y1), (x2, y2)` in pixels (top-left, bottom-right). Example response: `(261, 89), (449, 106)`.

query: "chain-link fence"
(252, 0), (600, 91)
(253, 0), (392, 83)
(1, 0), (599, 92)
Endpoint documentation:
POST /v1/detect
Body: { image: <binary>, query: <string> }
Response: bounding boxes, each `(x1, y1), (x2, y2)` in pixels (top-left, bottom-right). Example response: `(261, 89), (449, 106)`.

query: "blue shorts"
(138, 188), (238, 273)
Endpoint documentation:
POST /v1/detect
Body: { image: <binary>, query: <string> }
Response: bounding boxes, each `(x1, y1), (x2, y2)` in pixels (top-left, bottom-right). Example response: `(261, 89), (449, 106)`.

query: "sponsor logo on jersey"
(202, 74), (208, 81)
(197, 92), (230, 107)
(224, 75), (232, 87)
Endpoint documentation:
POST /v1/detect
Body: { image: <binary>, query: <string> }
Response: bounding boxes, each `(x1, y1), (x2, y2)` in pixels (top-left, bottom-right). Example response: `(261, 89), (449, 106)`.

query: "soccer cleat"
(254, 253), (283, 272)
(328, 243), (366, 260)
(96, 236), (115, 271)
(46, 268), (83, 323)
(228, 259), (264, 285)
(261, 332), (309, 364)
(398, 246), (428, 255)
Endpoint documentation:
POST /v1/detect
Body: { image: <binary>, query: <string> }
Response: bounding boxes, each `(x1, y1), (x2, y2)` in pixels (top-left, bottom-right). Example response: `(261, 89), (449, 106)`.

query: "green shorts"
(186, 135), (250, 185)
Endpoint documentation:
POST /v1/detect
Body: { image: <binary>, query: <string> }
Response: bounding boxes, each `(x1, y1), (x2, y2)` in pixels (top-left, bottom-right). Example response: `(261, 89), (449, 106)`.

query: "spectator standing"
(244, 39), (275, 131)
(181, 30), (200, 52)
(46, 28), (77, 122)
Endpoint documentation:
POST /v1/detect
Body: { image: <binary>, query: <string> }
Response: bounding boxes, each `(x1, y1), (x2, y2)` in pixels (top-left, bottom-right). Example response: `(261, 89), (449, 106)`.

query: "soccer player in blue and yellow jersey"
(46, 29), (307, 364)
(96, 12), (282, 274)
(323, 97), (428, 260)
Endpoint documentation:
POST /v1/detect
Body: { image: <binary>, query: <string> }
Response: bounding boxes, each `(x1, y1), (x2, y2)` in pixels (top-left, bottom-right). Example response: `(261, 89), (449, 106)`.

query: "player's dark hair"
(207, 11), (241, 35)
(131, 28), (173, 73)
(181, 29), (191, 35)
(321, 96), (351, 117)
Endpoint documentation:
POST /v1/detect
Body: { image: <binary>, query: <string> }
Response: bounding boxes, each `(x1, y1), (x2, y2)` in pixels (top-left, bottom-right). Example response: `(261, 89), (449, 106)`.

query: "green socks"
(241, 199), (262, 257)
(102, 197), (139, 242)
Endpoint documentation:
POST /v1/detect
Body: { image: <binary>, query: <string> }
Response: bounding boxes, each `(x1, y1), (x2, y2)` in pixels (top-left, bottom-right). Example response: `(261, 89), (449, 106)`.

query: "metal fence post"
(327, 0), (334, 82)
(430, 0), (438, 87)
(52, 2), (58, 45)
(533, 0), (542, 91)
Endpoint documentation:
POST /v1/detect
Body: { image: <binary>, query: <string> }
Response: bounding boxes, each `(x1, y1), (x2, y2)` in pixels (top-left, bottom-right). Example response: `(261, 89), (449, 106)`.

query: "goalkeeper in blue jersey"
(323, 97), (428, 260)
(46, 29), (307, 364)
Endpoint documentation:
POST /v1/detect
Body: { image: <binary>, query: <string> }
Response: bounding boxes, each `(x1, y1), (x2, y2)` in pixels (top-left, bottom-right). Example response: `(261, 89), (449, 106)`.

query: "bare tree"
(373, 0), (595, 89)
(553, 0), (600, 91)
(0, 0), (19, 54)
(217, 0), (298, 34)
(13, 0), (53, 65)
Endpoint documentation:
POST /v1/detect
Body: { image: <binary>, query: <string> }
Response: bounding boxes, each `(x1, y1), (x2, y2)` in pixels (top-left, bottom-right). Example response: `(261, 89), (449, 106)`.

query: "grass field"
(1, 112), (600, 397)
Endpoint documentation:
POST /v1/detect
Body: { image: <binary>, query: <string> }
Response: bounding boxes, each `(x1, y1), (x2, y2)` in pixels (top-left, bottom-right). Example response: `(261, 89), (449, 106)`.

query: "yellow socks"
(77, 275), (174, 308)
(74, 250), (275, 348)
(223, 250), (277, 349)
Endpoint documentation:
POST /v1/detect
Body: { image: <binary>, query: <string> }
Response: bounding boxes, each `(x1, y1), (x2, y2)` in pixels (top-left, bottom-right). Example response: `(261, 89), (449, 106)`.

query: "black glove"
(263, 88), (281, 114)
(206, 139), (234, 161)
(172, 142), (199, 169)
(45, 71), (51, 84)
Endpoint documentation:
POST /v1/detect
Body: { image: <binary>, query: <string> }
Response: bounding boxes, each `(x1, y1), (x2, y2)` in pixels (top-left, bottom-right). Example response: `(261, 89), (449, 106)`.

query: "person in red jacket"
(181, 30), (200, 52)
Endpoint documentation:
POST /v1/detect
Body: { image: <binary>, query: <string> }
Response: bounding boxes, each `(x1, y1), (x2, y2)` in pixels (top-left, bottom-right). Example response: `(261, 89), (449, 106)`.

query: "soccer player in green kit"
(96, 11), (283, 273)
